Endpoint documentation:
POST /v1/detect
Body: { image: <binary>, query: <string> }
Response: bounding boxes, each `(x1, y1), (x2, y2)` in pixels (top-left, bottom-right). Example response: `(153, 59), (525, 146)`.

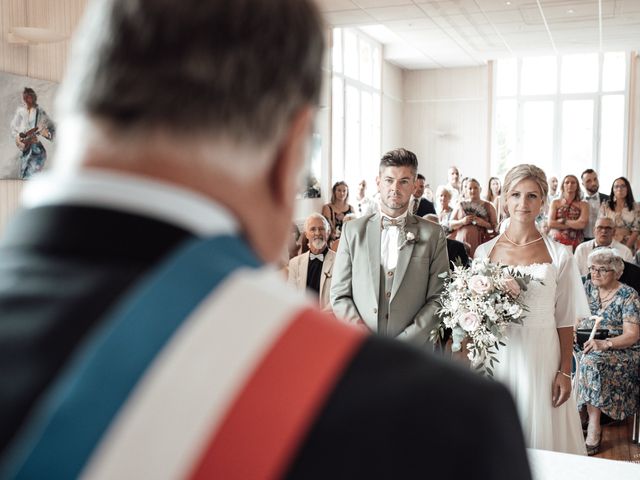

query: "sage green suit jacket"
(330, 212), (448, 344)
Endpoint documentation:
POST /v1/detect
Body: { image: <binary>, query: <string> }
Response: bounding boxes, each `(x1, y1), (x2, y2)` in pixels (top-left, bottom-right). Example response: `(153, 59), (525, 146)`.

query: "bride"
(475, 164), (588, 455)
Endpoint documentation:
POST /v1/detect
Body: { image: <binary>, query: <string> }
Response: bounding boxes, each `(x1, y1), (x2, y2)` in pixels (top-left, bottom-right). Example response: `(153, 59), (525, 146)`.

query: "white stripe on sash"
(81, 267), (309, 480)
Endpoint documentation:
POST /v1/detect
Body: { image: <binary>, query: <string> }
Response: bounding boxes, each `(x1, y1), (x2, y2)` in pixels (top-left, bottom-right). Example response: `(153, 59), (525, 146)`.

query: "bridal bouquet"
(430, 258), (535, 376)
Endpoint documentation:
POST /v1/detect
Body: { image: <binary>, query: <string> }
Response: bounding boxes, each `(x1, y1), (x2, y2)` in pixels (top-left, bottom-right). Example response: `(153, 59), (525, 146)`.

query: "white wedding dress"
(475, 236), (588, 455)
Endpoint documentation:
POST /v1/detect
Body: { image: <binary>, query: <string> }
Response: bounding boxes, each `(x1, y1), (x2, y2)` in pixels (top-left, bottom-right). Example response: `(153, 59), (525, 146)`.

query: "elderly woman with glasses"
(575, 248), (640, 455)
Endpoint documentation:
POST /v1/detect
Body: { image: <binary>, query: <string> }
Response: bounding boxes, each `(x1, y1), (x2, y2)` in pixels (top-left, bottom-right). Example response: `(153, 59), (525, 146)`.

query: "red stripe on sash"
(188, 308), (365, 480)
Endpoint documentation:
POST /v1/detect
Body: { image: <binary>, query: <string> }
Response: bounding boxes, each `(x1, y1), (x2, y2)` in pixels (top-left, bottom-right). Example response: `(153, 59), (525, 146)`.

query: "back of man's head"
(57, 0), (324, 148)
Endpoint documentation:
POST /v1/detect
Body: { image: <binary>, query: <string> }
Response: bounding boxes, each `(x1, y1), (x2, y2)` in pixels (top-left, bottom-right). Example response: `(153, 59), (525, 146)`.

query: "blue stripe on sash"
(1, 235), (260, 479)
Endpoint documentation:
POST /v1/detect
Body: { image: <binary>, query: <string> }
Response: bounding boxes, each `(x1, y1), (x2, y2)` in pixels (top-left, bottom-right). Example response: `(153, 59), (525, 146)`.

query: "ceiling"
(315, 0), (640, 69)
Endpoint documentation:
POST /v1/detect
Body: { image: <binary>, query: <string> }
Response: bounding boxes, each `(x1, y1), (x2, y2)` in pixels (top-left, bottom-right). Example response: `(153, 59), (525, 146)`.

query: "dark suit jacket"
(0, 205), (531, 479)
(415, 197), (436, 217)
(446, 238), (470, 268)
(620, 261), (640, 294)
(598, 192), (609, 204)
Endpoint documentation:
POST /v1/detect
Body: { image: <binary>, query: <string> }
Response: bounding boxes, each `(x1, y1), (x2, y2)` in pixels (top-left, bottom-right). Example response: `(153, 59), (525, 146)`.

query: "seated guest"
(485, 176), (504, 224)
(424, 214), (469, 268)
(580, 169), (608, 241)
(410, 173), (436, 217)
(289, 222), (302, 259)
(599, 176), (640, 254)
(436, 185), (453, 234)
(354, 179), (377, 218)
(548, 174), (589, 252)
(321, 181), (354, 243)
(574, 217), (633, 275)
(448, 178), (497, 257)
(575, 248), (640, 455)
(288, 213), (335, 311)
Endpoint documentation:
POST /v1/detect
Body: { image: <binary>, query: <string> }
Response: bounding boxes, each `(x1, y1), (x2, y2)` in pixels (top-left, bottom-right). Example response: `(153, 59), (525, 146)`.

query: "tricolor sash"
(2, 235), (364, 479)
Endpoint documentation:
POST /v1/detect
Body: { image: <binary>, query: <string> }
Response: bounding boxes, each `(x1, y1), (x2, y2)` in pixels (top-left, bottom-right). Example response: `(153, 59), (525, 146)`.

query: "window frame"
(492, 52), (630, 183)
(331, 27), (383, 189)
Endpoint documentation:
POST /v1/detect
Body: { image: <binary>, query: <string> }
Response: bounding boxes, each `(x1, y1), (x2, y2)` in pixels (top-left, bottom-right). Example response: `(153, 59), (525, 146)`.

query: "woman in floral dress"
(598, 177), (640, 254)
(575, 248), (640, 455)
(449, 178), (497, 257)
(548, 174), (588, 252)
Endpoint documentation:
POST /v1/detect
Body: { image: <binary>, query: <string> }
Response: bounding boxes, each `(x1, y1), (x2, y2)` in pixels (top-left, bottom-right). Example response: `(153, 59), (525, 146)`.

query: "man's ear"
(268, 106), (314, 208)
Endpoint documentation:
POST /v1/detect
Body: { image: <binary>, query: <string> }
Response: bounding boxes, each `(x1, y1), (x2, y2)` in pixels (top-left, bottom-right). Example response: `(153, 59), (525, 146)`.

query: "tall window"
(493, 53), (628, 191)
(331, 28), (382, 190)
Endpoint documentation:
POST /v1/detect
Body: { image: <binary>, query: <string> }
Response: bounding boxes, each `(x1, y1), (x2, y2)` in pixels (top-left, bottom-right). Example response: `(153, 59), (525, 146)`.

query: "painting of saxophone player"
(10, 87), (56, 179)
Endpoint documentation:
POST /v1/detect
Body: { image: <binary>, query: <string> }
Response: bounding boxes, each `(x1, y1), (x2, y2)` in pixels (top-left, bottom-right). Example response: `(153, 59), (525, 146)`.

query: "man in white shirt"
(575, 217), (632, 275)
(581, 168), (609, 241)
(288, 213), (335, 310)
(354, 179), (377, 217)
(440, 166), (461, 207)
(331, 148), (449, 343)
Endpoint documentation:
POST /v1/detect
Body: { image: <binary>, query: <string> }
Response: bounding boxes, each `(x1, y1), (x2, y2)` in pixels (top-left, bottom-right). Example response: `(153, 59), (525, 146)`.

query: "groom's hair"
(379, 148), (418, 175)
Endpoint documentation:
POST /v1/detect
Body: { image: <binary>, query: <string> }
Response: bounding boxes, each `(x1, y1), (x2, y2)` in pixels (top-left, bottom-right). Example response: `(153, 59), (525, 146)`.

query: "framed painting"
(0, 72), (57, 179)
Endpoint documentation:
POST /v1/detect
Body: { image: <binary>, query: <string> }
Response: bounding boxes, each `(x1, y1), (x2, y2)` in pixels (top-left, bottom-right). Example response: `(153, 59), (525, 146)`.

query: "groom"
(331, 148), (449, 344)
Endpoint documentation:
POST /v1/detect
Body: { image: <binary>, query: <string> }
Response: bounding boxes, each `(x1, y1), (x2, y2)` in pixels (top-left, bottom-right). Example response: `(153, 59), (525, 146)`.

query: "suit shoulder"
(341, 214), (374, 234)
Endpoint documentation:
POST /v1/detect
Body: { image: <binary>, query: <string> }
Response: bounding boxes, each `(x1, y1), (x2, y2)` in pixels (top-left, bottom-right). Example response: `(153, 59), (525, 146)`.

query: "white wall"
(402, 66), (490, 191)
(629, 52), (640, 194)
(381, 61), (404, 154)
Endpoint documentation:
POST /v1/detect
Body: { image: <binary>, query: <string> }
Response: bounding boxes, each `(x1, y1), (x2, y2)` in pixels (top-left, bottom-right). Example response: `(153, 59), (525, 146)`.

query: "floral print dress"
(550, 200), (583, 251)
(575, 281), (640, 420)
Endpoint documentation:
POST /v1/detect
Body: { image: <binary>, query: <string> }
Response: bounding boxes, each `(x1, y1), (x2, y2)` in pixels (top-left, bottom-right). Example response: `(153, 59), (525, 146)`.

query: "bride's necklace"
(503, 231), (543, 247)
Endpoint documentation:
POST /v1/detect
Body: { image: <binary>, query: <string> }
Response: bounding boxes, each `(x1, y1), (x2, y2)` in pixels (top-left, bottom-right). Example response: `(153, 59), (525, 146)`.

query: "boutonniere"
(398, 230), (418, 250)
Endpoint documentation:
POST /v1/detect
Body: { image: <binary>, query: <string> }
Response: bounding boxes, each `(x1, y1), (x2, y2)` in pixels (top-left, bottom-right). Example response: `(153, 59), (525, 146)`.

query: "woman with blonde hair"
(475, 164), (588, 455)
(321, 181), (354, 243)
(435, 185), (453, 234)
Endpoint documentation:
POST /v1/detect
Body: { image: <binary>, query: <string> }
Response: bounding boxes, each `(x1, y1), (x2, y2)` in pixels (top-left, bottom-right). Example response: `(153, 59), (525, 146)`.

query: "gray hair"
(304, 213), (330, 233)
(435, 185), (452, 199)
(595, 216), (614, 228)
(587, 247), (625, 275)
(56, 0), (324, 149)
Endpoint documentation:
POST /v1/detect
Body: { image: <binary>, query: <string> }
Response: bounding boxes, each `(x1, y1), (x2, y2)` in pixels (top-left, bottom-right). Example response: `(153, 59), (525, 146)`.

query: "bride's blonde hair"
(501, 164), (548, 214)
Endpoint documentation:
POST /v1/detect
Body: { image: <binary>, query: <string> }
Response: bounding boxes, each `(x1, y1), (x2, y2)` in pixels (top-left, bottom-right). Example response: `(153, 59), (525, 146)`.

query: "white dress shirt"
(22, 169), (239, 237)
(574, 239), (633, 276)
(583, 193), (603, 239)
(380, 211), (409, 271)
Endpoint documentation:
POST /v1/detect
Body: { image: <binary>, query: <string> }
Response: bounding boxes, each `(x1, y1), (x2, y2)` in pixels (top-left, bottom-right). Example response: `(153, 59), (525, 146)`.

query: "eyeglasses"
(595, 226), (613, 231)
(613, 184), (627, 190)
(588, 266), (614, 275)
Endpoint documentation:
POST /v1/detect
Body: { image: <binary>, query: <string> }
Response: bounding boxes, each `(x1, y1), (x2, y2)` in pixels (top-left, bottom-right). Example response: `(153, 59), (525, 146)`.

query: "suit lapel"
(319, 251), (334, 299)
(366, 214), (381, 303)
(298, 252), (310, 290)
(391, 215), (418, 300)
